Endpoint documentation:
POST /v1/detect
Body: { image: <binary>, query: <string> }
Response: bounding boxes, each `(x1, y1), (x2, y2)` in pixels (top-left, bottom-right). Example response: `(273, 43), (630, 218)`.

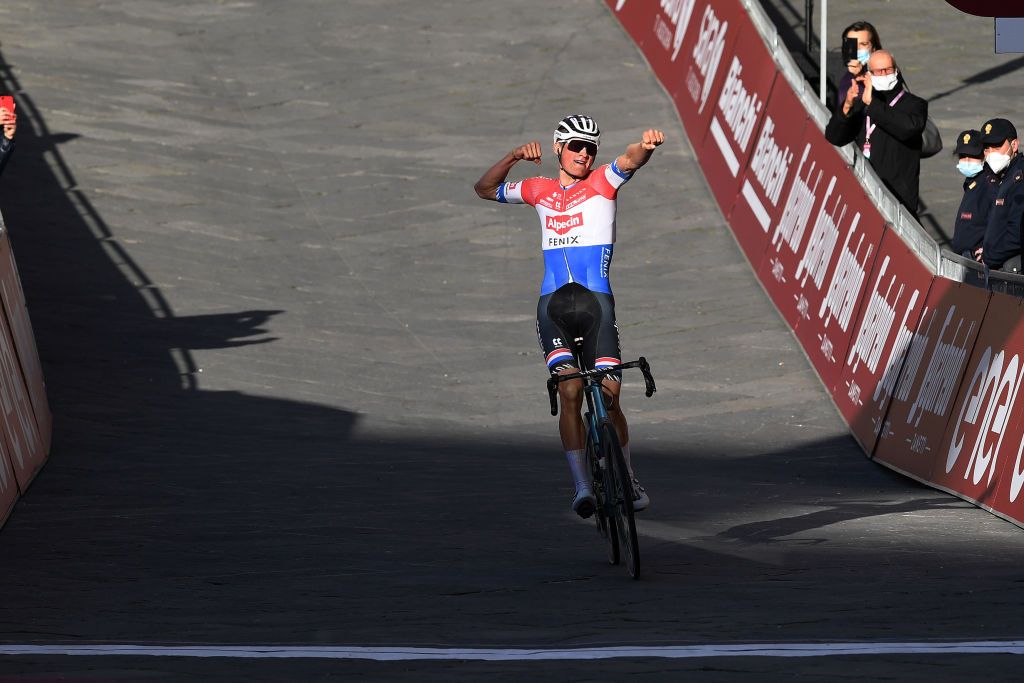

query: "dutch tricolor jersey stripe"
(546, 349), (574, 367)
(594, 357), (621, 368)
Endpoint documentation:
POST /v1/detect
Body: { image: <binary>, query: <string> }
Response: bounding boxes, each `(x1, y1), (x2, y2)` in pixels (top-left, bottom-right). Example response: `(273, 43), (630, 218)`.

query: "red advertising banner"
(606, 0), (747, 148)
(992, 319), (1024, 520)
(0, 235), (51, 456)
(872, 279), (989, 480)
(697, 19), (778, 214)
(670, 0), (745, 145)
(835, 229), (935, 453)
(0, 288), (45, 489)
(931, 293), (1024, 509)
(728, 72), (809, 267)
(609, 0), (1024, 528)
(603, 0), (692, 86)
(756, 130), (885, 391)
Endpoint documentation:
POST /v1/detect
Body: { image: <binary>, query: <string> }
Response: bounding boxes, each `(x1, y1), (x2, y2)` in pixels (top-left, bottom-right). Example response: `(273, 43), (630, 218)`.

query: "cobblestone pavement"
(0, 1), (1020, 679)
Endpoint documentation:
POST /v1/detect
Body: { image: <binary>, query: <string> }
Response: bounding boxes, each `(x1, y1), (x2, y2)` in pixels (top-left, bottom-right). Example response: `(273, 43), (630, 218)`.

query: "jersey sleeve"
(590, 161), (633, 199)
(497, 177), (543, 205)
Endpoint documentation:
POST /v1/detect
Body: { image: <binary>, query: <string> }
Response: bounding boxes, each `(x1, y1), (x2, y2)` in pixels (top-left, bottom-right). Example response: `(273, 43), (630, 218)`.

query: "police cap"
(954, 129), (983, 157)
(981, 118), (1018, 146)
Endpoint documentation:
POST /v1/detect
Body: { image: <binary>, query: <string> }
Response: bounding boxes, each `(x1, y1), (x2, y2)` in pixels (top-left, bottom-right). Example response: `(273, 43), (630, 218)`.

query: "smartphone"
(842, 37), (859, 63)
(0, 96), (14, 114)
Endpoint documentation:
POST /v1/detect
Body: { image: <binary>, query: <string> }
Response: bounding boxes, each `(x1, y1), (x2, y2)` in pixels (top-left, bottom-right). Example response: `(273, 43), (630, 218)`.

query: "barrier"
(0, 214), (52, 528)
(758, 133), (885, 393)
(872, 277), (989, 480)
(605, 0), (1024, 528)
(836, 229), (935, 453)
(728, 70), (808, 265)
(932, 292), (1024, 515)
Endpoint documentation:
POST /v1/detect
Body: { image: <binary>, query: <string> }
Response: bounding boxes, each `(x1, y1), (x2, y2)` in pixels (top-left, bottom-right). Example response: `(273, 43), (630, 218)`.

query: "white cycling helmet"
(553, 114), (601, 148)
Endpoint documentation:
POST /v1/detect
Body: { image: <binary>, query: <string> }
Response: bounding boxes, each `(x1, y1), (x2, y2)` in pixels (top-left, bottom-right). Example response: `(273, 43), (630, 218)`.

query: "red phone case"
(0, 96), (14, 113)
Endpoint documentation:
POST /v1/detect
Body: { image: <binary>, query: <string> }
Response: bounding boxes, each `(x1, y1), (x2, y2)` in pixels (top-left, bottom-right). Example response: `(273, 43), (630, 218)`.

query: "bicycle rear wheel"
(600, 423), (640, 579)
(588, 426), (619, 565)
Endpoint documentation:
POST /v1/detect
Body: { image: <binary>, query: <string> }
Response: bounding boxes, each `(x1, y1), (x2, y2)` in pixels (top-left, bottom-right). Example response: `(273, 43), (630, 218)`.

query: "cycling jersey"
(498, 161), (632, 295)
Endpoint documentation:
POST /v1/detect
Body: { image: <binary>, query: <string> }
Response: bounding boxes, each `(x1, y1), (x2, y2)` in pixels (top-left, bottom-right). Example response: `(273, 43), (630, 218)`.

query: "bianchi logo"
(545, 212), (584, 235)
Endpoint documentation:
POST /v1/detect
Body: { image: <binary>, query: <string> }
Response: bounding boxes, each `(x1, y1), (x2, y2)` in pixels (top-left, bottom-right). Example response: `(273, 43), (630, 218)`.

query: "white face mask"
(987, 151), (1013, 174)
(872, 71), (899, 92)
(857, 49), (870, 65)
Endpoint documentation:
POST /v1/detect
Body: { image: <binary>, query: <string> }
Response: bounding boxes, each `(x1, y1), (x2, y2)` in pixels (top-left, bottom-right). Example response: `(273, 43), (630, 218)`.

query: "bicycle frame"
(546, 351), (655, 578)
(545, 356), (656, 420)
(546, 355), (655, 494)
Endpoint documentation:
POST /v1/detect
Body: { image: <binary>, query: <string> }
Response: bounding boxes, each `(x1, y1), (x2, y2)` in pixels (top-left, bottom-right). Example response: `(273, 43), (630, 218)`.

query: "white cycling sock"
(565, 449), (590, 493)
(622, 442), (635, 479)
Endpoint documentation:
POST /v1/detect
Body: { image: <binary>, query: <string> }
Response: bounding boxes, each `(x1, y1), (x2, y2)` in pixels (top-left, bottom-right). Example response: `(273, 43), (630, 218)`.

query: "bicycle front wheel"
(600, 423), (640, 579)
(589, 426), (619, 565)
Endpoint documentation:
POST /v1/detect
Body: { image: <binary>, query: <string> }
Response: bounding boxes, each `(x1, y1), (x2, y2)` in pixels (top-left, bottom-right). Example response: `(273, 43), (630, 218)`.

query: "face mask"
(857, 49), (870, 65)
(958, 160), (984, 177)
(872, 71), (898, 91)
(987, 151), (1013, 174)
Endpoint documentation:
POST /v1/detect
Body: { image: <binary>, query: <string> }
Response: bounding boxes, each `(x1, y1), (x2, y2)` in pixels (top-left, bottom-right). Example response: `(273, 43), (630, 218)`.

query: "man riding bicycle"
(473, 114), (664, 518)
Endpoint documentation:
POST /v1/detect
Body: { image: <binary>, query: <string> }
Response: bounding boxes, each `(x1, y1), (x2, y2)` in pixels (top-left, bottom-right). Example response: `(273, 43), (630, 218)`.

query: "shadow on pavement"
(0, 43), (1016, 672)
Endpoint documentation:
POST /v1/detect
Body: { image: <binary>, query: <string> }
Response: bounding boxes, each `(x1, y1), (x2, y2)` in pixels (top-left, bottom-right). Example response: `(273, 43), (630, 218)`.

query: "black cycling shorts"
(536, 282), (621, 380)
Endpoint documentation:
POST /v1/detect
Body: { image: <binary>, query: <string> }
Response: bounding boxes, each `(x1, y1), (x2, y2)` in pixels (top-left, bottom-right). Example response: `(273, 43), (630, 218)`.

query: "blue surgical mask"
(857, 49), (870, 65)
(958, 159), (984, 177)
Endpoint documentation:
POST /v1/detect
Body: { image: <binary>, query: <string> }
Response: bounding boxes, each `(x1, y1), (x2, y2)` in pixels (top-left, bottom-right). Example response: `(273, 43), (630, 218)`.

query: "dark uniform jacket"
(952, 168), (1000, 256)
(824, 83), (928, 217)
(982, 154), (1024, 270)
(0, 136), (13, 177)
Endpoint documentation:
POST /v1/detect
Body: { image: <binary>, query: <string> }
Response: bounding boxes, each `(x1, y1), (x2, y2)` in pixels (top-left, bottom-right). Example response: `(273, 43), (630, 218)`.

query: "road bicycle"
(546, 344), (655, 579)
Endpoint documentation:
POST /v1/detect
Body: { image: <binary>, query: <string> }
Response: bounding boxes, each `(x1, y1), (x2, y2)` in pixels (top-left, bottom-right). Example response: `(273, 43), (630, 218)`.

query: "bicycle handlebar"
(545, 357), (657, 416)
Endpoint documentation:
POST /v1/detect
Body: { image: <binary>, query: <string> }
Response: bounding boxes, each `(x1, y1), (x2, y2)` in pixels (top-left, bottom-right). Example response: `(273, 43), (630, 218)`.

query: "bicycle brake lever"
(638, 357), (656, 397)
(547, 376), (559, 416)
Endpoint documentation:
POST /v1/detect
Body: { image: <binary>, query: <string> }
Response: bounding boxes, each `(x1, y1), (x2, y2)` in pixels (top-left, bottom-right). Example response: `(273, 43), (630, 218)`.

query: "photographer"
(825, 50), (927, 217)
(836, 21), (883, 112)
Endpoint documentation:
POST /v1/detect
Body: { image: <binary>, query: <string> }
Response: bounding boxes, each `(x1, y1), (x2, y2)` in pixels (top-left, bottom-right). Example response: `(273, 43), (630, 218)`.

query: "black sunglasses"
(565, 139), (598, 156)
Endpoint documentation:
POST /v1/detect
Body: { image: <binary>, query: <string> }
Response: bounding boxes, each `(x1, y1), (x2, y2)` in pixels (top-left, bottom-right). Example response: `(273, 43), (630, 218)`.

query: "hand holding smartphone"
(842, 37), (859, 64)
(0, 96), (16, 141)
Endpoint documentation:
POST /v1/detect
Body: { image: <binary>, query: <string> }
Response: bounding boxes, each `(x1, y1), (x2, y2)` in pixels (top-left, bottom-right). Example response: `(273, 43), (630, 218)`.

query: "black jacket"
(982, 154), (1024, 270)
(952, 167), (1000, 256)
(0, 136), (13, 177)
(824, 84), (928, 217)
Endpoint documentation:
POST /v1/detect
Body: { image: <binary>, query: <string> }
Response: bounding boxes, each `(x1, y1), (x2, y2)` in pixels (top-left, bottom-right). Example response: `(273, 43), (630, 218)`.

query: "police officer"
(951, 129), (999, 261)
(980, 118), (1024, 272)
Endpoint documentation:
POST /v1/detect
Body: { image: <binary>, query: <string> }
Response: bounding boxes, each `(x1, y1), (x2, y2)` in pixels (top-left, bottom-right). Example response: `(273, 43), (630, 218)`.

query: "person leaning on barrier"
(835, 21), (882, 112)
(980, 118), (1024, 273)
(0, 97), (15, 177)
(951, 129), (999, 262)
(824, 50), (927, 218)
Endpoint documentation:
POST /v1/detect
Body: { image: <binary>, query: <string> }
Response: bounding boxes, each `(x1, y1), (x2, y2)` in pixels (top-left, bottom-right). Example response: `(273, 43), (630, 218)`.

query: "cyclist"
(473, 114), (664, 518)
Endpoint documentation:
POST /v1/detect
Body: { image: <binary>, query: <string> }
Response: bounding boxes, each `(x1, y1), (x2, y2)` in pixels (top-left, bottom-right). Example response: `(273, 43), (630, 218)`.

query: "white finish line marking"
(0, 642), (1023, 661)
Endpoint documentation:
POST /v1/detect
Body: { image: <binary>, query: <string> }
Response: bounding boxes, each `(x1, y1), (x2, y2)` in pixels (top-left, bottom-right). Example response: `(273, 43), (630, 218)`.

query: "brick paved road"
(0, 1), (1020, 679)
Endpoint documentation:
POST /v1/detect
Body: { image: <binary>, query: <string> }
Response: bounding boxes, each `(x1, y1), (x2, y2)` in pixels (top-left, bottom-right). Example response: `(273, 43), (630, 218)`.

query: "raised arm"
(615, 129), (665, 174)
(473, 142), (543, 201)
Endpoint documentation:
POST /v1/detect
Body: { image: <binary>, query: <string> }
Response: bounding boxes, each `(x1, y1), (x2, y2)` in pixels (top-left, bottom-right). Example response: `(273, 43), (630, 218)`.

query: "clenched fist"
(640, 129), (665, 151)
(513, 142), (543, 165)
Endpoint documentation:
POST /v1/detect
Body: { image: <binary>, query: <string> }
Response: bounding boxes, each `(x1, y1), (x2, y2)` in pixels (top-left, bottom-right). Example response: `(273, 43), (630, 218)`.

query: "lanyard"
(865, 89), (905, 148)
